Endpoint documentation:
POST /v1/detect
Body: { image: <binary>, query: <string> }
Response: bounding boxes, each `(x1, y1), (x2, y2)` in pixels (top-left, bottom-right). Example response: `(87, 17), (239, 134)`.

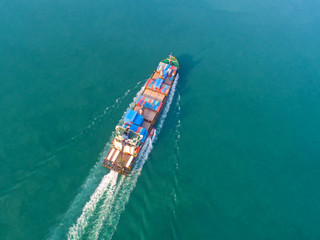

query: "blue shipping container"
(124, 109), (137, 124)
(133, 114), (144, 126)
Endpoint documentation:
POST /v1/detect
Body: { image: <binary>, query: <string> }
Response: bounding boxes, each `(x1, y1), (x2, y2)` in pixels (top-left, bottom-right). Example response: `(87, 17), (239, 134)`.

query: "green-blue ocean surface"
(1, 0), (320, 239)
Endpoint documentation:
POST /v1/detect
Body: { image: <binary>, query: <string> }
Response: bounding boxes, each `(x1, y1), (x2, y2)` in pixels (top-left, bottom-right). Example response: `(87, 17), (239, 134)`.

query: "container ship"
(102, 55), (179, 175)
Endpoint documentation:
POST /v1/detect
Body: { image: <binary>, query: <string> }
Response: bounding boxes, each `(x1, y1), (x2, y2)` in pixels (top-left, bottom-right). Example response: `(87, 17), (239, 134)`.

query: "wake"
(68, 171), (119, 239)
(50, 75), (179, 240)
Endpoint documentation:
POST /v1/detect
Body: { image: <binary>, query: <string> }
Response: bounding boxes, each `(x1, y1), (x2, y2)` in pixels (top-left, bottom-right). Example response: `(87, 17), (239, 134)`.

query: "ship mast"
(168, 52), (173, 64)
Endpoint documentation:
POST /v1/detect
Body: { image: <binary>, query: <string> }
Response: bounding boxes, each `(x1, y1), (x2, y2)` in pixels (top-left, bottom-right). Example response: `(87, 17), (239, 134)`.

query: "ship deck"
(102, 56), (179, 175)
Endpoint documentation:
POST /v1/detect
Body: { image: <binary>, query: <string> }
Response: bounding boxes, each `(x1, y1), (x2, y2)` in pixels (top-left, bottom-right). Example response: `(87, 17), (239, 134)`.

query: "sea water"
(0, 0), (320, 239)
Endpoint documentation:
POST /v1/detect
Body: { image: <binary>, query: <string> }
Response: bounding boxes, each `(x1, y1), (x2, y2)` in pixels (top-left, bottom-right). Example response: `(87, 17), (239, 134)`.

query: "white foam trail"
(67, 171), (118, 240)
(89, 177), (125, 239)
(172, 93), (181, 208)
(175, 93), (181, 162)
(48, 134), (117, 240)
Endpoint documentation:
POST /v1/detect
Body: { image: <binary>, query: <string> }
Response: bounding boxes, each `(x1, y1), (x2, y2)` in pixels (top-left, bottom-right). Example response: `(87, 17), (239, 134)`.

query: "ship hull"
(102, 56), (179, 175)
